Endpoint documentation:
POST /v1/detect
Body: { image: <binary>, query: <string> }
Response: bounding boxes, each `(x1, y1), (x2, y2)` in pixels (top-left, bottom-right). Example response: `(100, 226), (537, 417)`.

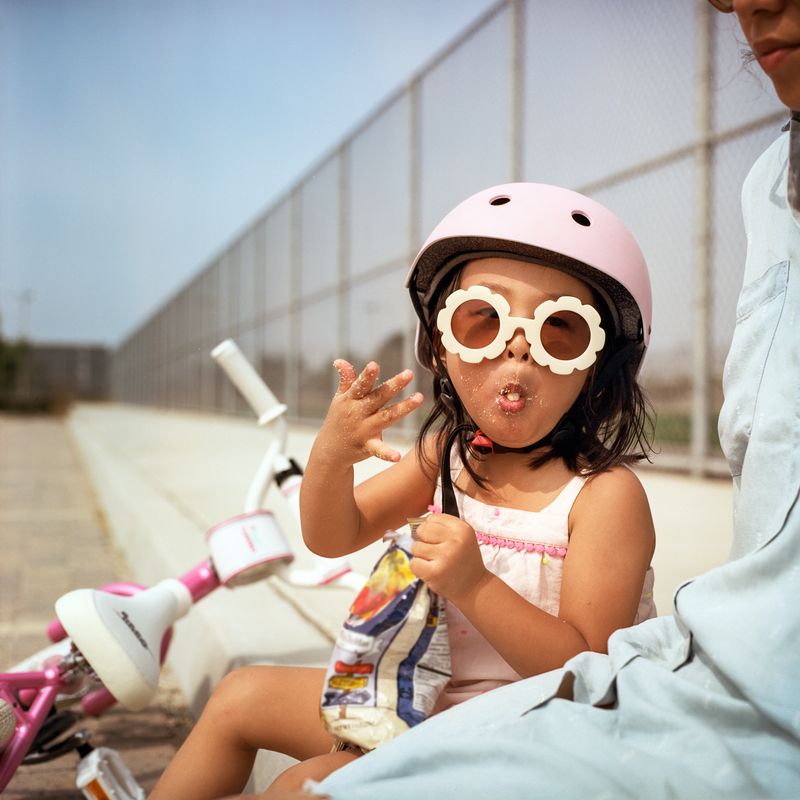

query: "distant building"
(1, 342), (110, 410)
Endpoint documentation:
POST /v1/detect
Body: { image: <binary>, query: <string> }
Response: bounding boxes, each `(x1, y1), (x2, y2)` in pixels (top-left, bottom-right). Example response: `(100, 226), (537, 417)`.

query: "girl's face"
(442, 257), (597, 449)
(733, 0), (800, 109)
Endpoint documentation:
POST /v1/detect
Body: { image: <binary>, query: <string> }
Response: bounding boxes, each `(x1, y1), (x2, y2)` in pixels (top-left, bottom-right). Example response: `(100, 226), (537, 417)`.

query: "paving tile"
(0, 413), (191, 796)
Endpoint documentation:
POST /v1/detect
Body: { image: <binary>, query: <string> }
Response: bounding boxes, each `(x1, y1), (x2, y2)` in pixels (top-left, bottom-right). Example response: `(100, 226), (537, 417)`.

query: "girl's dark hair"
(414, 263), (655, 483)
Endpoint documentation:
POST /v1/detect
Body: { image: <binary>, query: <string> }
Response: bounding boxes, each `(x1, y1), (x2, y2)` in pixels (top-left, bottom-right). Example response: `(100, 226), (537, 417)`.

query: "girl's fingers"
(367, 369), (415, 409)
(362, 392), (423, 461)
(333, 359), (357, 394)
(409, 555), (440, 585)
(379, 392), (424, 425)
(410, 522), (434, 545)
(409, 556), (429, 581)
(349, 362), (379, 399)
(341, 362), (417, 413)
(365, 437), (401, 462)
(412, 517), (451, 545)
(410, 540), (435, 561)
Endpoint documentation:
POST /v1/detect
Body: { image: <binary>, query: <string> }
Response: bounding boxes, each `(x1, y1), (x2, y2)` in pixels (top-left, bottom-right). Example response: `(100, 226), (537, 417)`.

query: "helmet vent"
(571, 211), (591, 227)
(489, 195), (511, 206)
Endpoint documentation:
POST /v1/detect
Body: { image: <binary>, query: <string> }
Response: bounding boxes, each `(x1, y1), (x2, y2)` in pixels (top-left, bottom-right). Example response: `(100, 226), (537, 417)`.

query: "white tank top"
(433, 465), (656, 687)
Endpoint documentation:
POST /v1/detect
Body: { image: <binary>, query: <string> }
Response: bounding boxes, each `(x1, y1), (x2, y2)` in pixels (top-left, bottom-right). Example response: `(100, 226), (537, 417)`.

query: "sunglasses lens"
(450, 299), (501, 350)
(539, 310), (593, 361)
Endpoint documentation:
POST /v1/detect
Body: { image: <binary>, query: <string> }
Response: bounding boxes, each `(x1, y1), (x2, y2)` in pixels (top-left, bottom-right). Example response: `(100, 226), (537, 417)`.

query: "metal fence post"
(404, 77), (422, 434)
(510, 0), (525, 182)
(288, 189), (302, 418)
(691, 1), (714, 476)
(338, 145), (350, 388)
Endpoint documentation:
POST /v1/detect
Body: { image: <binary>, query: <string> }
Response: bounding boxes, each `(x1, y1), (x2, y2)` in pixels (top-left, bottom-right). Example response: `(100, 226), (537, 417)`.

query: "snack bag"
(320, 524), (451, 751)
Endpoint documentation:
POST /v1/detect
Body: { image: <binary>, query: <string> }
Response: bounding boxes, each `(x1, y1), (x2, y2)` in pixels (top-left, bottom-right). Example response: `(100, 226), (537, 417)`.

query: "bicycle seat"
(55, 579), (191, 711)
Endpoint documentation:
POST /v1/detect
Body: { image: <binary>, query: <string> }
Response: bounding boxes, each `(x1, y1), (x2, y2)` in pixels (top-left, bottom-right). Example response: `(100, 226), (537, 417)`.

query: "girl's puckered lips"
(498, 383), (527, 413)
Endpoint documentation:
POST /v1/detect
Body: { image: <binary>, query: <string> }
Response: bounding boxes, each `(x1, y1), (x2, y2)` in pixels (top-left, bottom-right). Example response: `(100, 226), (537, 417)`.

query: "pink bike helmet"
(406, 182), (652, 373)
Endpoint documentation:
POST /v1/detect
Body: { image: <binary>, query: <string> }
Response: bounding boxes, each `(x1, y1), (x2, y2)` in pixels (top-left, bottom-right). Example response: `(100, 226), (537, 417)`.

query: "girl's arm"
(299, 360), (434, 557)
(411, 466), (655, 677)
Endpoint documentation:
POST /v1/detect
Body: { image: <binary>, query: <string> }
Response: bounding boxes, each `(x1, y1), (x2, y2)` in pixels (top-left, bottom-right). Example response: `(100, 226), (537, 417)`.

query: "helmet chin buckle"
(440, 390), (456, 412)
(469, 430), (494, 454)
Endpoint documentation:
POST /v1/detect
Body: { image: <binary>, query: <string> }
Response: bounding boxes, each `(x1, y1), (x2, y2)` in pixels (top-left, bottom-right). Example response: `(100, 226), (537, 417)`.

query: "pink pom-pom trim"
(475, 530), (568, 559)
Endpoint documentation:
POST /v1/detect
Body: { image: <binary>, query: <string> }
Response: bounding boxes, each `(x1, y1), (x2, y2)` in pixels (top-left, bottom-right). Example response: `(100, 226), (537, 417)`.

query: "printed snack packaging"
(320, 525), (451, 751)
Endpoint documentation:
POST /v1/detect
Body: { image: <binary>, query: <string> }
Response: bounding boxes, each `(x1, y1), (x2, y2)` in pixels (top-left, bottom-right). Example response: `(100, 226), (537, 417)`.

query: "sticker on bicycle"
(206, 510), (293, 586)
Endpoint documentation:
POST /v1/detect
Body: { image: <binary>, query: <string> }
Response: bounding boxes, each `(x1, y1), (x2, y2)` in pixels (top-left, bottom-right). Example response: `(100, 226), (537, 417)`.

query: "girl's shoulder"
(573, 466), (651, 519)
(582, 463), (644, 487)
(570, 465), (654, 552)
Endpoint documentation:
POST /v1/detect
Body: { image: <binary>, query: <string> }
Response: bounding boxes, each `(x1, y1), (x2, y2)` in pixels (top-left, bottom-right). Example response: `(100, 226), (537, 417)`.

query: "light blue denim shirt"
(676, 127), (800, 742)
(314, 127), (800, 799)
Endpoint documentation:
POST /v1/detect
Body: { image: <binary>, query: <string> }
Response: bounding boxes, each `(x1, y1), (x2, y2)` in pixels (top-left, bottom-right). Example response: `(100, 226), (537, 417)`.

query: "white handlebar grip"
(212, 339), (287, 425)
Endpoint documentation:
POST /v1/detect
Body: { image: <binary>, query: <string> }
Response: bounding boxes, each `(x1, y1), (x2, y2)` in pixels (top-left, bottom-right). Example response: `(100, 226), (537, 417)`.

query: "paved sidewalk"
(0, 413), (193, 798)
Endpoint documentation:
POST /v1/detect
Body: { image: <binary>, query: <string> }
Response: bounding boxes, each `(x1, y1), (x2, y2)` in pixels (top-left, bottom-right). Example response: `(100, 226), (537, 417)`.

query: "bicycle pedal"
(76, 746), (146, 800)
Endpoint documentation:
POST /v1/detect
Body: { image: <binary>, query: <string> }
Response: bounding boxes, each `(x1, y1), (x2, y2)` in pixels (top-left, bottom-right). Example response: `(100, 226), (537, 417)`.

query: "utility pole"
(19, 289), (35, 342)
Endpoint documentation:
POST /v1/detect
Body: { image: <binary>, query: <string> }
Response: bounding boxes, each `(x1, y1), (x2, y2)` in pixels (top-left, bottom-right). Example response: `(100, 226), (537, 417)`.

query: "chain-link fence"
(112, 0), (785, 475)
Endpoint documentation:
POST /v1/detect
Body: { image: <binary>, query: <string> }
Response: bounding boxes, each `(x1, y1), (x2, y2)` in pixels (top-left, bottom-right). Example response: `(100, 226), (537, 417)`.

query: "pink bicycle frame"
(0, 667), (61, 790)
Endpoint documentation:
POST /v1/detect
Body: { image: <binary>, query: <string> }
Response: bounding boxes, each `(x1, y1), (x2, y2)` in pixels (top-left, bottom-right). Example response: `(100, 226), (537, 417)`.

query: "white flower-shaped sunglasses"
(436, 285), (606, 375)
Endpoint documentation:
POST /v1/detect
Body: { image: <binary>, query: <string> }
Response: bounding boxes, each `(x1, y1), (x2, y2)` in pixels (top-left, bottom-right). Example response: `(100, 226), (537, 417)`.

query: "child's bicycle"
(0, 339), (365, 799)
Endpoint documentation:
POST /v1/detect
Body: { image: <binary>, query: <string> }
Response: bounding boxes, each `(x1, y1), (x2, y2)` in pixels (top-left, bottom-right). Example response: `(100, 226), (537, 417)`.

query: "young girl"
(152, 182), (657, 800)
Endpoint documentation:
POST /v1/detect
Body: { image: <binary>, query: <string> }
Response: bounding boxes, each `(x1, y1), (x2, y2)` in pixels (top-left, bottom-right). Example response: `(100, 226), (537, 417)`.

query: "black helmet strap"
(589, 338), (641, 396)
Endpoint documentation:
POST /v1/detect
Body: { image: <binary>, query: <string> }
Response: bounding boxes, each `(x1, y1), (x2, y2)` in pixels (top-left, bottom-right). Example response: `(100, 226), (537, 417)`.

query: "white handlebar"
(211, 338), (362, 589)
(212, 339), (287, 510)
(211, 339), (287, 426)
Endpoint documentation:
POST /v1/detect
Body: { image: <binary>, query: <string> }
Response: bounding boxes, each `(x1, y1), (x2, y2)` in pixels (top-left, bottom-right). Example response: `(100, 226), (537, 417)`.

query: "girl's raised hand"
(410, 513), (488, 603)
(321, 359), (424, 465)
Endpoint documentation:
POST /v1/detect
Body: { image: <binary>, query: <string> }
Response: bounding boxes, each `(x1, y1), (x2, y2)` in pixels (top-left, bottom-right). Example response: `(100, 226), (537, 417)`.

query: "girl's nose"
(504, 327), (530, 362)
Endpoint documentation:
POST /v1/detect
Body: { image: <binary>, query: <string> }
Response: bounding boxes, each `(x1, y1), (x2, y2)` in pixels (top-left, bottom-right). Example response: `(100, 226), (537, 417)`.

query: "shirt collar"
(789, 115), (800, 218)
(780, 111), (800, 131)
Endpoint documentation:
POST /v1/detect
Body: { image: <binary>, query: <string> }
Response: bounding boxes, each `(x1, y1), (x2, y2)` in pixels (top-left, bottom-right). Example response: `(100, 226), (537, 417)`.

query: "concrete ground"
(0, 413), (193, 799)
(2, 402), (735, 794)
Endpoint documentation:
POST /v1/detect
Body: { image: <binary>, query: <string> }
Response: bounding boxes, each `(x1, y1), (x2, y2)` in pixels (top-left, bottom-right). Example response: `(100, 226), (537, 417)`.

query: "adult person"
(290, 1), (800, 797)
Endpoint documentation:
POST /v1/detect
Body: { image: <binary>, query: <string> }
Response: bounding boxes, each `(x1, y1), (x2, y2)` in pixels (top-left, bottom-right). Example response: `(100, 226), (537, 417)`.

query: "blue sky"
(0, 0), (495, 345)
